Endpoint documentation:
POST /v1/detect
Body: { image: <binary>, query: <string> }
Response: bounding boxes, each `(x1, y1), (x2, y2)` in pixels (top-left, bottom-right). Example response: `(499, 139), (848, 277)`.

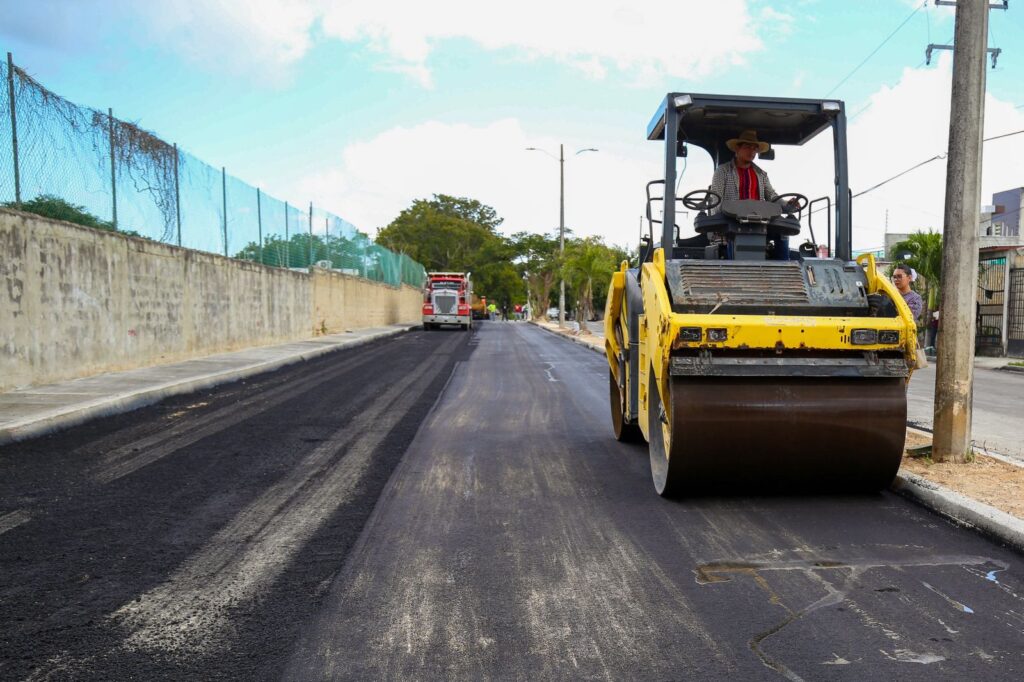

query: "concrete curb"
(0, 325), (417, 447)
(891, 472), (1024, 554)
(529, 320), (605, 355)
(531, 320), (1024, 553)
(997, 365), (1024, 374)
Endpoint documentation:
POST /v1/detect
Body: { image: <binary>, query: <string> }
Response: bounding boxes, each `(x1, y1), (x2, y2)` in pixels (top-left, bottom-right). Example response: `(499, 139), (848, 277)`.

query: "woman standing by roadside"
(893, 264), (928, 372)
(892, 264), (923, 323)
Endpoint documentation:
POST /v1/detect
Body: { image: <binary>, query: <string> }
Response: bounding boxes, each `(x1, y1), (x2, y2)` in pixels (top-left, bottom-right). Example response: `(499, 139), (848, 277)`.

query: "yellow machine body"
(605, 250), (918, 494)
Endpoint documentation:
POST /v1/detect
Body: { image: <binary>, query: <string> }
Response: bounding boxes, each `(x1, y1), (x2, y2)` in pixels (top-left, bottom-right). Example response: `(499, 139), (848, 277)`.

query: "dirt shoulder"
(531, 319), (1024, 522)
(902, 430), (1024, 518)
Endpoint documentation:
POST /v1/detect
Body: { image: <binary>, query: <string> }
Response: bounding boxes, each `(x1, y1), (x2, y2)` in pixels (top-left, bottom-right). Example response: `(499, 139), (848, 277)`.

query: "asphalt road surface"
(0, 329), (469, 680)
(3, 323), (1024, 680)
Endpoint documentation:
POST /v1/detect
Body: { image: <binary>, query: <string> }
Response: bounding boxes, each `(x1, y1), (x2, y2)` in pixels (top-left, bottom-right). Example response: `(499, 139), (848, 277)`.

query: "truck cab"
(423, 272), (472, 331)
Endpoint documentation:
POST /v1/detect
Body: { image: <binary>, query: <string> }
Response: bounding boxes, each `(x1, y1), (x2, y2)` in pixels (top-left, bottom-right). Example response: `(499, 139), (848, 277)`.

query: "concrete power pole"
(932, 0), (990, 463)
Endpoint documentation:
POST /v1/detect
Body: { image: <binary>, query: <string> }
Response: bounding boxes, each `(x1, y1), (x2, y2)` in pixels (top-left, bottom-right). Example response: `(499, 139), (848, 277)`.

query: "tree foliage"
(4, 194), (142, 237)
(563, 237), (628, 329)
(374, 193), (628, 319)
(377, 194), (520, 307)
(512, 231), (560, 320)
(235, 231), (371, 271)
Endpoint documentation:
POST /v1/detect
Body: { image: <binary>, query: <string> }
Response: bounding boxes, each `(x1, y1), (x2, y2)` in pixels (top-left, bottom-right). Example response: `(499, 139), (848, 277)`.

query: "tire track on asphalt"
(91, 341), (399, 484)
(109, 336), (456, 658)
(283, 324), (725, 680)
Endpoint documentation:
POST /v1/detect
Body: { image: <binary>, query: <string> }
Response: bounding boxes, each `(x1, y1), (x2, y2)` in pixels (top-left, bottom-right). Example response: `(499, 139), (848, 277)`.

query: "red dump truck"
(422, 272), (472, 331)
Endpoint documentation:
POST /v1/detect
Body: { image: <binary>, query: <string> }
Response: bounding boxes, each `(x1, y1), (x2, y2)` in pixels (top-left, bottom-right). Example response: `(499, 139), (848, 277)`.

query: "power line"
(825, 1), (927, 97)
(804, 127), (1024, 220)
(984, 129), (1024, 143)
(853, 155), (946, 198)
(853, 128), (1024, 199)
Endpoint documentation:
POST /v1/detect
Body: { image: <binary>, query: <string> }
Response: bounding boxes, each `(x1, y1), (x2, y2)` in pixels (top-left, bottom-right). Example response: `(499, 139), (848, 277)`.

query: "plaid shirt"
(706, 160), (783, 243)
(709, 160), (781, 207)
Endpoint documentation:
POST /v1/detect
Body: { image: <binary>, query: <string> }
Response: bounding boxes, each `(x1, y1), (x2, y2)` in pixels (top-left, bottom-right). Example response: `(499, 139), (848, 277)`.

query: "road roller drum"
(648, 375), (908, 495)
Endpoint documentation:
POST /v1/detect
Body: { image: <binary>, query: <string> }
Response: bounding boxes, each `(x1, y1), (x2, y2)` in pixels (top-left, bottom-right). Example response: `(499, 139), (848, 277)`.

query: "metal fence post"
(6, 52), (21, 206)
(284, 200), (290, 268)
(308, 201), (313, 267)
(108, 108), (117, 229)
(221, 166), (227, 257)
(173, 143), (181, 246)
(256, 187), (263, 264)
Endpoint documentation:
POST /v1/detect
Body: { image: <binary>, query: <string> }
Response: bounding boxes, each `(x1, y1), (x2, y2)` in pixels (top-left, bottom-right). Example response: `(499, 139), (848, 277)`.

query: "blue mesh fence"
(0, 53), (425, 289)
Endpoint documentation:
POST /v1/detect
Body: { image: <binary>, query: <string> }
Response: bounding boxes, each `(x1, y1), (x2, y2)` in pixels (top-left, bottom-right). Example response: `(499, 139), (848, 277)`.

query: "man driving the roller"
(709, 129), (796, 260)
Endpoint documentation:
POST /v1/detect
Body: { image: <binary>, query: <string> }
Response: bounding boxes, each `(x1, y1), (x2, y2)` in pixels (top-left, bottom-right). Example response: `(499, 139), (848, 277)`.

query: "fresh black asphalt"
(2, 322), (1023, 680)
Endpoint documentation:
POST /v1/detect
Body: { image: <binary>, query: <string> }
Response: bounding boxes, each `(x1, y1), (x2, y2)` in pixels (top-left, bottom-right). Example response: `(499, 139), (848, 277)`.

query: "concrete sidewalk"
(529, 319), (1024, 555)
(0, 324), (417, 446)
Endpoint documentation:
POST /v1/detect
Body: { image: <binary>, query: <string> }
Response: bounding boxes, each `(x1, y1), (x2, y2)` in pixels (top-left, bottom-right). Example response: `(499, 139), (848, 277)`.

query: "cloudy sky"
(2, 0), (1023, 252)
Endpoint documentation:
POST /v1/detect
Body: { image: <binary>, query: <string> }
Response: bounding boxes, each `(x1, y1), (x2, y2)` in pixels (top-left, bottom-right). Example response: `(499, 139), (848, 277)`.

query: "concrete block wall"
(0, 208), (422, 392)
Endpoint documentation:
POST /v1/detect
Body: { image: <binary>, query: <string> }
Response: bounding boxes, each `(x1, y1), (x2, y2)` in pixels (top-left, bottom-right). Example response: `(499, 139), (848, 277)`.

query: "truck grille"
(434, 293), (457, 314)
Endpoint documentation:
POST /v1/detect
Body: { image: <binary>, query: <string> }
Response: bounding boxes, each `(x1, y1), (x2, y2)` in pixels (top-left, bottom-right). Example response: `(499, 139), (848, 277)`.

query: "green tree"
(4, 194), (142, 237)
(512, 231), (560, 320)
(377, 194), (520, 307)
(563, 236), (621, 333)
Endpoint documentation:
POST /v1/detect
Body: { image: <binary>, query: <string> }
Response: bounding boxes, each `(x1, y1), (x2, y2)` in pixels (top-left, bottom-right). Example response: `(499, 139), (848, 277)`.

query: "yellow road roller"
(605, 94), (918, 495)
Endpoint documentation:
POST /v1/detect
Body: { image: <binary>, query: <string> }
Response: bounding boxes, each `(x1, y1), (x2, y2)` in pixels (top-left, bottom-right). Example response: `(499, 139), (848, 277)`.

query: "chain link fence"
(0, 53), (425, 289)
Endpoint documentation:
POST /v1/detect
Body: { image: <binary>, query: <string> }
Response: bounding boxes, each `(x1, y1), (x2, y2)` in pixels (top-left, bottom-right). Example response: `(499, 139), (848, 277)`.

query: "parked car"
(547, 307), (560, 320)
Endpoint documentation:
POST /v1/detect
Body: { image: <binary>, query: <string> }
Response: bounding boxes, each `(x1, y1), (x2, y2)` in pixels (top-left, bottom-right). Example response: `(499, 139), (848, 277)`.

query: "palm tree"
(891, 230), (943, 329)
(563, 237), (619, 334)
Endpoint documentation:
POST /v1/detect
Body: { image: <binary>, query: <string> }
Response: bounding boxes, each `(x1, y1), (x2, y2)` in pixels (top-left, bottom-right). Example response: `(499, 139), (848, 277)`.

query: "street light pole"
(523, 272), (530, 321)
(559, 144), (565, 327)
(525, 144), (598, 329)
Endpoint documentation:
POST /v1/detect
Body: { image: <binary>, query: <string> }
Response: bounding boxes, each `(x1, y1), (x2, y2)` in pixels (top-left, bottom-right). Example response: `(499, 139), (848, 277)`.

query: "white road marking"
(0, 509), (30, 535)
(542, 362), (559, 383)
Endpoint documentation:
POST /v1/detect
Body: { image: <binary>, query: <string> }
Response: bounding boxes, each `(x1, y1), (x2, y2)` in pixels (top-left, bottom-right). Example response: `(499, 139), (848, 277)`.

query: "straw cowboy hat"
(726, 130), (770, 154)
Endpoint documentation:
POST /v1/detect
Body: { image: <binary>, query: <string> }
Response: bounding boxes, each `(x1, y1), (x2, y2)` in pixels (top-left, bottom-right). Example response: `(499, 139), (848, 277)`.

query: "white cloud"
(318, 0), (767, 85)
(140, 0), (319, 79)
(291, 119), (659, 247)
(22, 1), (780, 87)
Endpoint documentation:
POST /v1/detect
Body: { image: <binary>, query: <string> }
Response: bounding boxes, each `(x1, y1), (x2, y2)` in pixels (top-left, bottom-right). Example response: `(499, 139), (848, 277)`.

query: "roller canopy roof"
(647, 93), (844, 161)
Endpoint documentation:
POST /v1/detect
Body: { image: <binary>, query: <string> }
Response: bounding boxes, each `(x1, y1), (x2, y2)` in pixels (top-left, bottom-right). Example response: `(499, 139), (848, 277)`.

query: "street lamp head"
(576, 147), (599, 155)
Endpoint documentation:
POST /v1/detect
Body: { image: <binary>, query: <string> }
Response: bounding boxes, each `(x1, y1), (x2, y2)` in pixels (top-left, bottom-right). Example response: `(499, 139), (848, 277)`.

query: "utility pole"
(559, 143), (565, 328)
(525, 144), (597, 328)
(932, 0), (991, 463)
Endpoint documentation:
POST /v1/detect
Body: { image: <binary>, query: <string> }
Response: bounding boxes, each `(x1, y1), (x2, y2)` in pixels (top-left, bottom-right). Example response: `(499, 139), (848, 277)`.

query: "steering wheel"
(776, 193), (809, 215)
(682, 189), (722, 212)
